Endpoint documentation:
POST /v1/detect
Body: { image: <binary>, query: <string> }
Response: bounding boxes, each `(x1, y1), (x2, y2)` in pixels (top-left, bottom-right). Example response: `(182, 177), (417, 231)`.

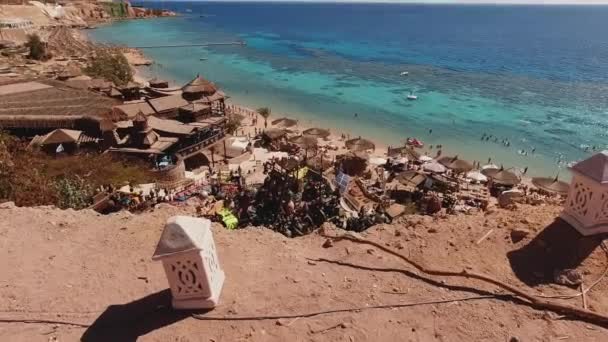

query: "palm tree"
(256, 107), (271, 128)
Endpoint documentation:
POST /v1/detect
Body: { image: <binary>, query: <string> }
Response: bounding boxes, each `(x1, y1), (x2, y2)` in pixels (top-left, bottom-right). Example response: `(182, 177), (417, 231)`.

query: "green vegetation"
(101, 2), (129, 18)
(0, 132), (154, 209)
(25, 34), (50, 61)
(85, 49), (133, 87)
(226, 115), (243, 135)
(256, 107), (271, 128)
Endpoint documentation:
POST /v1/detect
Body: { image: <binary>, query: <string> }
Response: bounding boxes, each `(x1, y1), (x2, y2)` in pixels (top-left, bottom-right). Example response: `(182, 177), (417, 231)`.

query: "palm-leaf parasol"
(271, 117), (298, 128)
(303, 127), (331, 139)
(532, 176), (569, 195)
(289, 135), (317, 148)
(345, 137), (375, 152)
(482, 167), (520, 186)
(438, 155), (474, 173)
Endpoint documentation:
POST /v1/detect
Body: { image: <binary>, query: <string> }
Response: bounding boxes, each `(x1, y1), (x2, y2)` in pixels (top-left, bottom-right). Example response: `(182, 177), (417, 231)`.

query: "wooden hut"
(147, 94), (189, 119)
(148, 77), (169, 89)
(181, 74), (226, 116)
(118, 81), (141, 101)
(179, 102), (211, 123)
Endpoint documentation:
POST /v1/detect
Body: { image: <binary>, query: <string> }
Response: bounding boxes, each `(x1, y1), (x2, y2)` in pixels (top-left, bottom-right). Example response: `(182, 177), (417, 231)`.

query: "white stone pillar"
(560, 151), (608, 236)
(153, 216), (225, 309)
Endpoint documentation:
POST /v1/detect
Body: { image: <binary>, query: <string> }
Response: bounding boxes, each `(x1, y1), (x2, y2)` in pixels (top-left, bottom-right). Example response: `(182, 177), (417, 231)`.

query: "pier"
(132, 42), (246, 49)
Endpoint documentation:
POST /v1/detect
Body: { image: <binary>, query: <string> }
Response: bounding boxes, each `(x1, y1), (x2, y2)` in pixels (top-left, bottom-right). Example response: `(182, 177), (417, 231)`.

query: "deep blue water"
(91, 2), (608, 175)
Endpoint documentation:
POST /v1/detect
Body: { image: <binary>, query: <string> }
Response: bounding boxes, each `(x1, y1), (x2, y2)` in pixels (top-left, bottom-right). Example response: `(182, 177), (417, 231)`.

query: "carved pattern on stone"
(594, 192), (608, 222)
(203, 241), (219, 285)
(170, 260), (204, 296)
(569, 182), (593, 218)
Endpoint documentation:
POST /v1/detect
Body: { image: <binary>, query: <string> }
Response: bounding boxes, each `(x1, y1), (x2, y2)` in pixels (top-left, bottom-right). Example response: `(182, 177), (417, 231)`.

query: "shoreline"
(89, 22), (566, 181)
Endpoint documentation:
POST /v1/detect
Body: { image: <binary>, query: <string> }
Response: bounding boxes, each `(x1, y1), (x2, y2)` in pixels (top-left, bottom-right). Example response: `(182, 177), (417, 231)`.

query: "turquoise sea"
(89, 2), (608, 176)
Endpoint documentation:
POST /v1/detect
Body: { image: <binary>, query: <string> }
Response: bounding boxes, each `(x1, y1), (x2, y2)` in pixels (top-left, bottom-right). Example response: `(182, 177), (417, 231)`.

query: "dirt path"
(0, 203), (607, 341)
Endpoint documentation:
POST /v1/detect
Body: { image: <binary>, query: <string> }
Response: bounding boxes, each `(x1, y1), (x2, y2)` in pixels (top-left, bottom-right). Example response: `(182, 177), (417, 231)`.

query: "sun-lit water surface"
(90, 2), (608, 176)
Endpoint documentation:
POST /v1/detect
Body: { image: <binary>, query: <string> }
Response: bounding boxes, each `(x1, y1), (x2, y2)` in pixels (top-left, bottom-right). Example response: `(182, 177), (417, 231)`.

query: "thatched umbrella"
(532, 176), (569, 195)
(262, 128), (287, 141)
(303, 127), (330, 139)
(482, 167), (520, 186)
(289, 135), (317, 149)
(182, 74), (217, 99)
(397, 170), (427, 187)
(345, 137), (375, 152)
(438, 155), (474, 173)
(271, 117), (298, 128)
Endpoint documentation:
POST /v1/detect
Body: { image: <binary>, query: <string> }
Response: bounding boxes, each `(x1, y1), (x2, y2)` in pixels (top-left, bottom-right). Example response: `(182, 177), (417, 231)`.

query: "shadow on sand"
(507, 218), (605, 286)
(81, 289), (210, 342)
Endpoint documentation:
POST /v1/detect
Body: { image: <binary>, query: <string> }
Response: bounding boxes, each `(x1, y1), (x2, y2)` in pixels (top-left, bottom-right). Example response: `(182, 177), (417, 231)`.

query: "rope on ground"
(536, 241), (608, 300)
(320, 232), (608, 326)
(192, 295), (502, 321)
(0, 318), (90, 328)
(1, 296), (502, 326)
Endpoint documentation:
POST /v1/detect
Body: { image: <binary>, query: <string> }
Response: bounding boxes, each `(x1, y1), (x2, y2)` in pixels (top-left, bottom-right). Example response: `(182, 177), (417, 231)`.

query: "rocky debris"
(510, 228), (531, 243)
(554, 269), (583, 287)
(0, 201), (16, 209)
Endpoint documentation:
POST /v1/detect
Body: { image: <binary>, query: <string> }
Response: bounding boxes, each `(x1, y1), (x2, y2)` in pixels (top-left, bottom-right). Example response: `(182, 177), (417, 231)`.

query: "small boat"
(400, 71), (409, 76)
(406, 137), (424, 148)
(407, 93), (418, 101)
(199, 58), (208, 61)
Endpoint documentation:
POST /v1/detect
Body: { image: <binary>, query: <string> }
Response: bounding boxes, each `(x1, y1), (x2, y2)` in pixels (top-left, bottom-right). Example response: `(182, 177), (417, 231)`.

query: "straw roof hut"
(120, 81), (141, 90)
(148, 77), (169, 89)
(345, 137), (375, 152)
(272, 117), (297, 128)
(289, 135), (317, 149)
(397, 170), (427, 188)
(40, 128), (82, 145)
(531, 176), (569, 195)
(182, 74), (217, 100)
(388, 145), (420, 160)
(482, 167), (520, 186)
(303, 127), (330, 139)
(438, 155), (474, 173)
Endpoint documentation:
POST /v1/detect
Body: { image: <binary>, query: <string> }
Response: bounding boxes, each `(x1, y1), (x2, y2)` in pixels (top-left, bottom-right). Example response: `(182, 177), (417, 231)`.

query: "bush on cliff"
(85, 49), (133, 87)
(25, 34), (50, 61)
(0, 131), (153, 208)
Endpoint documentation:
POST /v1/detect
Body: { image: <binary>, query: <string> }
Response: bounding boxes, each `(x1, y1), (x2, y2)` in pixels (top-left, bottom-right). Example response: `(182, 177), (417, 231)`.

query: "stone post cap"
(152, 216), (212, 260)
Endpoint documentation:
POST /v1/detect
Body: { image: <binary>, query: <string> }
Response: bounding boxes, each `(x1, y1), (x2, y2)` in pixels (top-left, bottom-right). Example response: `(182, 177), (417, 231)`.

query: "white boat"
(407, 94), (418, 101)
(400, 71), (409, 76)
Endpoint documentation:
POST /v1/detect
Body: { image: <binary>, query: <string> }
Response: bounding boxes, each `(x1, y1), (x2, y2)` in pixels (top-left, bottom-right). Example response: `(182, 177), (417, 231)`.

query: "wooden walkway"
(133, 42), (246, 49)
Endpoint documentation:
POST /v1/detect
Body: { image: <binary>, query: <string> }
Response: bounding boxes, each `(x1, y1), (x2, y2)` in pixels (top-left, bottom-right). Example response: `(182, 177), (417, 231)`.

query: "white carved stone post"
(152, 216), (225, 309)
(560, 151), (608, 236)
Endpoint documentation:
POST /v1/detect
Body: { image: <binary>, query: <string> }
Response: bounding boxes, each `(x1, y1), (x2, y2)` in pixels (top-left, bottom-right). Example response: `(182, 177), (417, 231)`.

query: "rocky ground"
(0, 201), (607, 341)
